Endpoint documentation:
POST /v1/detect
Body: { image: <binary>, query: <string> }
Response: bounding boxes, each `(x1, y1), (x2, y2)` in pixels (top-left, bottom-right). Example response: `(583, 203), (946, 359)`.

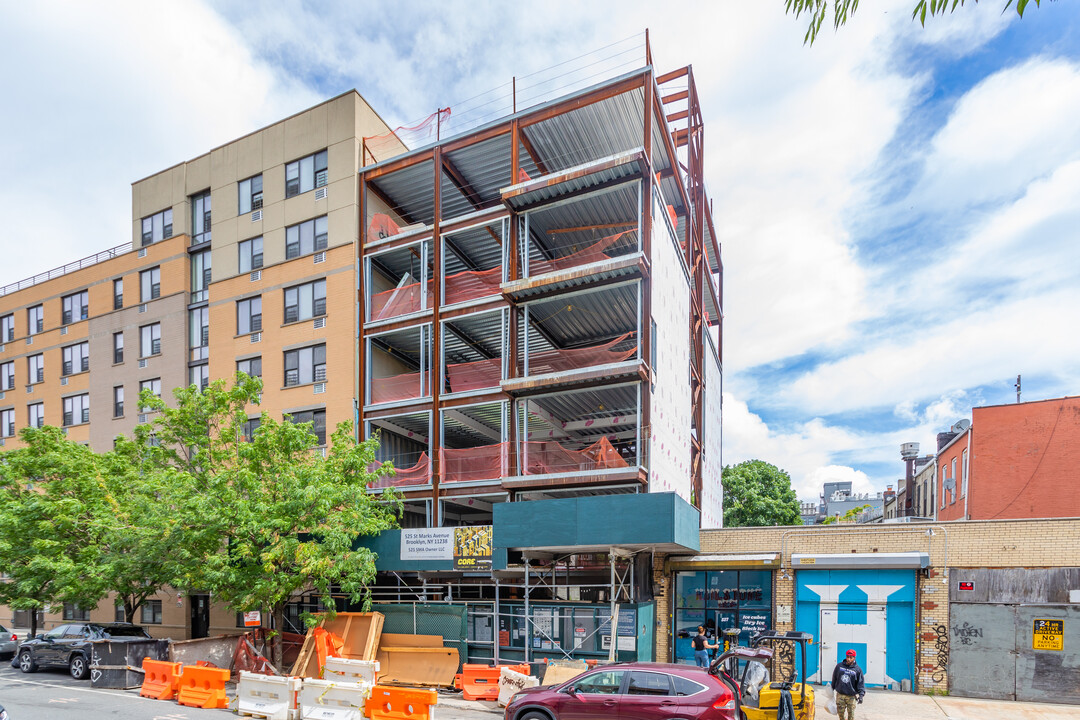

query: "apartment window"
(239, 175), (263, 214)
(284, 279), (327, 323)
(189, 364), (209, 391)
(114, 603), (125, 623)
(0, 361), (13, 391)
(62, 342), (90, 376)
(237, 356), (262, 379)
(191, 250), (211, 303)
(113, 386), (124, 418)
(0, 408), (14, 438)
(113, 278), (124, 310)
(63, 394), (90, 426)
(113, 332), (124, 364)
(189, 307), (209, 361)
(140, 323), (161, 357)
(191, 191), (211, 245)
(239, 236), (263, 272)
(237, 297), (262, 335)
(28, 354), (44, 384)
(284, 344), (326, 387)
(287, 408), (326, 445)
(241, 417), (261, 442)
(1, 313), (13, 342)
(940, 469), (946, 509)
(141, 208), (174, 246)
(28, 402), (44, 429)
(141, 600), (163, 624)
(27, 305), (43, 336)
(63, 603), (90, 621)
(61, 290), (89, 326)
(139, 379), (161, 411)
(285, 150), (328, 198)
(961, 449), (968, 497)
(285, 216), (328, 260)
(141, 267), (161, 302)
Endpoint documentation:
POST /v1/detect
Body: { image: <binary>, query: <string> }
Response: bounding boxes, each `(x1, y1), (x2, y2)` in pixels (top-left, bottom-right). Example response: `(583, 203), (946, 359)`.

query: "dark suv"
(16, 623), (151, 679)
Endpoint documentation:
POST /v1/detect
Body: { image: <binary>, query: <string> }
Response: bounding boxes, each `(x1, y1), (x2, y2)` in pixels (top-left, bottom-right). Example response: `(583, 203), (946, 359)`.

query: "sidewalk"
(818, 688), (1080, 720)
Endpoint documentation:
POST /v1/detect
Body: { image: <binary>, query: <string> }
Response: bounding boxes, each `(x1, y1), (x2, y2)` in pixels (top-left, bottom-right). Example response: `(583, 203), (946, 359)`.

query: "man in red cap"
(831, 649), (865, 720)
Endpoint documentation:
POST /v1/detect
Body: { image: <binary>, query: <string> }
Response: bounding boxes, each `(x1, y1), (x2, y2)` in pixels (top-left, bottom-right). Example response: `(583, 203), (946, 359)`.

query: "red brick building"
(936, 396), (1080, 520)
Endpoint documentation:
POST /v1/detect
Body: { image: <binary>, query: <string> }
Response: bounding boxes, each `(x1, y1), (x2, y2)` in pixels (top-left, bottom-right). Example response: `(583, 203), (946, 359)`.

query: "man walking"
(692, 625), (718, 668)
(831, 649), (865, 720)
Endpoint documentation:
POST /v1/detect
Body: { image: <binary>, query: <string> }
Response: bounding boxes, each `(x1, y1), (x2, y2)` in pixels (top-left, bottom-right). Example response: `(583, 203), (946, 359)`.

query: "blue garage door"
(795, 569), (915, 690)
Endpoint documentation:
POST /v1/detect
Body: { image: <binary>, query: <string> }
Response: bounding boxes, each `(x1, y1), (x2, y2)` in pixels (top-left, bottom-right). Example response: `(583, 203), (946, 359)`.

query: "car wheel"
(18, 649), (37, 673)
(69, 653), (89, 680)
(519, 712), (554, 720)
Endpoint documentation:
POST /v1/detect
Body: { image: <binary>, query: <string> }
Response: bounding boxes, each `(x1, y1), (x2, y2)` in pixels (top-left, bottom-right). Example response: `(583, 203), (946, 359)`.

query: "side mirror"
(563, 685), (578, 696)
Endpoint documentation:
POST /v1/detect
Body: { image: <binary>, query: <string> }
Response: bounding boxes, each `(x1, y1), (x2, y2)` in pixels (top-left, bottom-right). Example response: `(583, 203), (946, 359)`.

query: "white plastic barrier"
(299, 678), (371, 720)
(322, 657), (379, 685)
(498, 666), (539, 707)
(237, 671), (301, 720)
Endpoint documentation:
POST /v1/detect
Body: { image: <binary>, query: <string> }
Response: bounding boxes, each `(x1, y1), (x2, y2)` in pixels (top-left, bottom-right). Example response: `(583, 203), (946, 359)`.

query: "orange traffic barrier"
(365, 685), (438, 720)
(312, 627), (345, 672)
(457, 663), (530, 701)
(139, 657), (182, 700)
(176, 663), (231, 709)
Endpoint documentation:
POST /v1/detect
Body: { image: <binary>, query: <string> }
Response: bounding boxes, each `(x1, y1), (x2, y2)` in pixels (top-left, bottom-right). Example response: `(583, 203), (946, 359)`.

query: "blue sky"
(1, 1), (1077, 500)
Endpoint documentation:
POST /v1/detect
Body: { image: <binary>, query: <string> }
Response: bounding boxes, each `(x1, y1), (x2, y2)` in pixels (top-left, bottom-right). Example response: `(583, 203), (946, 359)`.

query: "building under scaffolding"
(347, 35), (723, 666)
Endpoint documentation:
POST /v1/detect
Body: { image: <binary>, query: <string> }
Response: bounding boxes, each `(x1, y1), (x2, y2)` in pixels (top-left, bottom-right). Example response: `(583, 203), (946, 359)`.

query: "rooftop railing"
(0, 241), (134, 297)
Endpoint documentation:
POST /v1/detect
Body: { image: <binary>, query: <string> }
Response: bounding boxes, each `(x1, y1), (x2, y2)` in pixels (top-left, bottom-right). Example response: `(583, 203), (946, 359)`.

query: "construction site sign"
(453, 525), (493, 570)
(1033, 619), (1064, 651)
(401, 528), (454, 560)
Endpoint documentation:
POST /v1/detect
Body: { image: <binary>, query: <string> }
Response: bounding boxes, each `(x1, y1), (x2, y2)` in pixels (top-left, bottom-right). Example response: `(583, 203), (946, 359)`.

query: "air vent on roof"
(313, 317), (326, 330)
(313, 383), (326, 395)
(138, 359), (148, 369)
(251, 209), (262, 222)
(314, 187), (327, 201)
(314, 252), (326, 264)
(250, 270), (261, 282)
(250, 332), (261, 344)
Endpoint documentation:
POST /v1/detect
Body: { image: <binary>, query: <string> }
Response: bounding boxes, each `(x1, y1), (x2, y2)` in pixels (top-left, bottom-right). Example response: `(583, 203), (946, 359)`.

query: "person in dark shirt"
(692, 625), (718, 668)
(831, 649), (865, 720)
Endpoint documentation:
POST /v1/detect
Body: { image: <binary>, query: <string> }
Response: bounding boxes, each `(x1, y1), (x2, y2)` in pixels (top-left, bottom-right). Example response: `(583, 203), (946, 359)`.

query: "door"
(948, 603), (1015, 700)
(37, 625), (68, 665)
(818, 606), (887, 685)
(620, 670), (678, 720)
(553, 668), (625, 720)
(1015, 605), (1080, 704)
(190, 594), (210, 639)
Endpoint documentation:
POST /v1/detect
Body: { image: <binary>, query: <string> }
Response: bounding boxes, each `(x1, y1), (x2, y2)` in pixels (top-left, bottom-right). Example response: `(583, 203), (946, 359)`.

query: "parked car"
(0, 701), (8, 720)
(0, 624), (16, 660)
(503, 662), (738, 720)
(16, 623), (151, 680)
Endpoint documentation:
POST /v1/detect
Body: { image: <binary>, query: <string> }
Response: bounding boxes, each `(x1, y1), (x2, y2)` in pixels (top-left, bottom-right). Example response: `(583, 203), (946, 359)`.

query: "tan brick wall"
(654, 518), (1080, 692)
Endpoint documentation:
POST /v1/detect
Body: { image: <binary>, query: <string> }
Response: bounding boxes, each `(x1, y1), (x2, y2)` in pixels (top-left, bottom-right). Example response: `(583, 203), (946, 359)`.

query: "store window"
(673, 569), (773, 665)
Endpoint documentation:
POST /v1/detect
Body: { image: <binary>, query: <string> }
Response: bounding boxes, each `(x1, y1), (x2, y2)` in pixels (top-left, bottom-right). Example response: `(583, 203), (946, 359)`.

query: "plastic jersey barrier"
(456, 663), (531, 701)
(322, 657), (379, 685)
(299, 678), (371, 720)
(139, 657), (182, 700)
(364, 685), (438, 720)
(176, 664), (231, 709)
(236, 671), (301, 720)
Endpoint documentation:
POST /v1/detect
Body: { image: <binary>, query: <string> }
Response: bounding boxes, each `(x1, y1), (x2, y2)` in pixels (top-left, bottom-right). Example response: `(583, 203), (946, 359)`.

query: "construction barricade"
(456, 663), (530, 701)
(236, 671), (301, 720)
(322, 657), (379, 685)
(139, 657), (182, 700)
(176, 663), (231, 709)
(299, 678), (371, 720)
(498, 665), (540, 707)
(364, 685), (437, 720)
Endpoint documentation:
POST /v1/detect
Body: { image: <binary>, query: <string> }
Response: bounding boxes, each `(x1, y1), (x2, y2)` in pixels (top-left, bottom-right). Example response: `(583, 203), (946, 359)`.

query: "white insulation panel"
(700, 330), (723, 528)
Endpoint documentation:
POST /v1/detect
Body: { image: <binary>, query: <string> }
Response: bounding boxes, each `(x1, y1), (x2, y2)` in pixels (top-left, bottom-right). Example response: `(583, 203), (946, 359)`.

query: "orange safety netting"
(521, 436), (628, 475)
(367, 213), (402, 245)
(526, 331), (637, 376)
(444, 266), (502, 305)
(369, 371), (429, 405)
(440, 444), (507, 483)
(363, 108), (452, 165)
(445, 357), (501, 393)
(370, 279), (429, 321)
(528, 230), (633, 276)
(369, 453), (432, 488)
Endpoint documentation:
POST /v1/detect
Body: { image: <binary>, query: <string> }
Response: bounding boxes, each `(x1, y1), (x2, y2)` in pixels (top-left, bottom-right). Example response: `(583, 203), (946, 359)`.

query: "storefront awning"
(666, 553), (780, 570)
(790, 552), (930, 569)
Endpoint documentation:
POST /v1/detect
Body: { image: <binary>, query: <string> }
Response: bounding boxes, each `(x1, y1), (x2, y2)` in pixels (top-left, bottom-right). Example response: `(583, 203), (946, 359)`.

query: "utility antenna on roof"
(1015, 374), (1021, 403)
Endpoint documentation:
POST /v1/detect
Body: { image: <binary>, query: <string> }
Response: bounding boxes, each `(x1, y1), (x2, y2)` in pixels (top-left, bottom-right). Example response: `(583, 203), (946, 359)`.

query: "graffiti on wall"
(932, 624), (950, 683)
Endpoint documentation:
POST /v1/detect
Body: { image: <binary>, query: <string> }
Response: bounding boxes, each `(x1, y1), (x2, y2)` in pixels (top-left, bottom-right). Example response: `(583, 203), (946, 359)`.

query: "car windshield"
(100, 625), (150, 638)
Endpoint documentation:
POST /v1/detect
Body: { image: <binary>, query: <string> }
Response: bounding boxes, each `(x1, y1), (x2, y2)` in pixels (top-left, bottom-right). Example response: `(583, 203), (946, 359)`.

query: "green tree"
(722, 460), (803, 527)
(138, 376), (400, 669)
(821, 503), (871, 524)
(0, 427), (112, 638)
(786, 0), (1050, 45)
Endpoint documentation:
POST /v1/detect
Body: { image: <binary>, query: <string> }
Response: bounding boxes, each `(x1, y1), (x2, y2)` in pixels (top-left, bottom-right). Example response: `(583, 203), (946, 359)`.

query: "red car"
(502, 662), (738, 720)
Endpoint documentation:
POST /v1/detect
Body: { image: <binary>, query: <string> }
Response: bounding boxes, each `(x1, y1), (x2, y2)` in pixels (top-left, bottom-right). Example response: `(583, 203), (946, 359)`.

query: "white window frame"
(239, 236), (264, 272)
(1, 313), (14, 342)
(237, 297), (262, 335)
(28, 402), (44, 428)
(61, 342), (90, 376)
(285, 150), (328, 198)
(0, 361), (14, 391)
(0, 408), (14, 438)
(283, 344), (326, 387)
(285, 216), (328, 259)
(61, 290), (89, 325)
(28, 353), (44, 384)
(283, 279), (327, 323)
(140, 323), (161, 358)
(27, 305), (43, 336)
(63, 394), (89, 426)
(141, 208), (173, 246)
(191, 190), (211, 245)
(239, 175), (263, 214)
(140, 267), (161, 302)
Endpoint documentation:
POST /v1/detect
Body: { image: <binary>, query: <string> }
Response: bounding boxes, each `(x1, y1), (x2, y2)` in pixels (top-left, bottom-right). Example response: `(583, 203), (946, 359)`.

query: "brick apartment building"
(1, 40), (726, 643)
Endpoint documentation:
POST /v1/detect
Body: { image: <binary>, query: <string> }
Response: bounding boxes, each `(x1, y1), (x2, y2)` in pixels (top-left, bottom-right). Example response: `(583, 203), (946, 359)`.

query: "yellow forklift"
(711, 630), (816, 720)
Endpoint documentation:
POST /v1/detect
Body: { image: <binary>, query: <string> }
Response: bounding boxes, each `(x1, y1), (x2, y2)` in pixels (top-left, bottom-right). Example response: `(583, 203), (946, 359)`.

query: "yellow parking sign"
(1033, 619), (1064, 651)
